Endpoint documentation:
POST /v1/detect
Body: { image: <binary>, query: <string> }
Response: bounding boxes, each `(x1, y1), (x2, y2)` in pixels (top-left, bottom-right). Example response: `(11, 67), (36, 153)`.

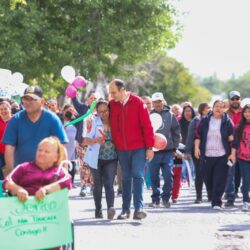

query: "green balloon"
(65, 101), (96, 127)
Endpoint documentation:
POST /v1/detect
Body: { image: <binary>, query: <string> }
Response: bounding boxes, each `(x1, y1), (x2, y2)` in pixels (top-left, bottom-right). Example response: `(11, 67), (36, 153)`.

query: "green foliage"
(125, 55), (211, 107)
(0, 0), (180, 96)
(197, 74), (225, 95)
(224, 72), (250, 98)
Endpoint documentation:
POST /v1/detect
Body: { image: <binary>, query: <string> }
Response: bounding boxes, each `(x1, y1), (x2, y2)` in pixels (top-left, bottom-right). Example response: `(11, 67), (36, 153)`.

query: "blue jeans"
(148, 151), (173, 203)
(117, 148), (146, 212)
(224, 162), (237, 202)
(0, 153), (5, 180)
(238, 159), (250, 203)
(145, 162), (151, 189)
(90, 159), (117, 210)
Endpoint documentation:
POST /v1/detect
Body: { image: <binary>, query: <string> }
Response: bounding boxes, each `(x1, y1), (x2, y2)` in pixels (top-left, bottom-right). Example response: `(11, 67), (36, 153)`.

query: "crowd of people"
(1, 80), (250, 225)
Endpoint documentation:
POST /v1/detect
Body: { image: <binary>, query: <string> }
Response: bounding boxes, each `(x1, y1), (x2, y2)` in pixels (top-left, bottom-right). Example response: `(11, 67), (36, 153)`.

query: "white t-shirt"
(205, 116), (226, 157)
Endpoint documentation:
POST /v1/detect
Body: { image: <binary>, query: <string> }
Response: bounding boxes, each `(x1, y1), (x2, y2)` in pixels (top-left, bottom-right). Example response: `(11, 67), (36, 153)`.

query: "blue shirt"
(3, 108), (68, 166)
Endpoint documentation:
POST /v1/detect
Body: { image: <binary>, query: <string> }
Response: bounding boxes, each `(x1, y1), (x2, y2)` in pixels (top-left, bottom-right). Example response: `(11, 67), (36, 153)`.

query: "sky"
(169, 0), (250, 80)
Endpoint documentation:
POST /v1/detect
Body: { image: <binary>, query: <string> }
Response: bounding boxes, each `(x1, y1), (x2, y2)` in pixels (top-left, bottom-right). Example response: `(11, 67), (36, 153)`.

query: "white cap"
(151, 92), (165, 102)
(229, 90), (240, 99)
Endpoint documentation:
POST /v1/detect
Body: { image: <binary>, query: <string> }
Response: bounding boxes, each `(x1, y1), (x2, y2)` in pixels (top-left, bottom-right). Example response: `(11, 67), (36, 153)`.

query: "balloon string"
(65, 101), (96, 127)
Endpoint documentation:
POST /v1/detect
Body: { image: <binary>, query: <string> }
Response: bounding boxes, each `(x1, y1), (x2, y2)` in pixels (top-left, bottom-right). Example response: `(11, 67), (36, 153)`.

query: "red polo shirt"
(0, 116), (11, 153)
(227, 107), (242, 128)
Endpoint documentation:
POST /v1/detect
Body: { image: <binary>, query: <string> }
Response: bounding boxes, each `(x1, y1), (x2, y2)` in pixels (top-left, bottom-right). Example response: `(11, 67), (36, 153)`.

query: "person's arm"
(35, 183), (61, 201)
(3, 164), (28, 202)
(171, 114), (181, 149)
(35, 168), (72, 201)
(138, 100), (154, 161)
(5, 181), (29, 202)
(72, 97), (88, 115)
(228, 148), (236, 165)
(83, 137), (104, 145)
(194, 139), (201, 159)
(185, 118), (196, 155)
(4, 145), (15, 174)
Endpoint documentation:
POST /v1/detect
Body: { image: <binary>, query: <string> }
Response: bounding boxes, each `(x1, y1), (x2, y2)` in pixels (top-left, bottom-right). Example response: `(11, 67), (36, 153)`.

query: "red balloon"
(72, 76), (86, 88)
(65, 85), (77, 98)
(153, 133), (167, 150)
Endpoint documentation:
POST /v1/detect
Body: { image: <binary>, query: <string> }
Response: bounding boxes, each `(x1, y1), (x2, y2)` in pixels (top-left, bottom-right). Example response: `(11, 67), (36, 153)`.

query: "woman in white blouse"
(195, 100), (235, 210)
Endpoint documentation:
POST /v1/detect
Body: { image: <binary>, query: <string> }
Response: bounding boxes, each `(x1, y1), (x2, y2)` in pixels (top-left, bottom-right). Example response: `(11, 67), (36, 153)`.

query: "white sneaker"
(242, 202), (249, 211)
(212, 206), (222, 210)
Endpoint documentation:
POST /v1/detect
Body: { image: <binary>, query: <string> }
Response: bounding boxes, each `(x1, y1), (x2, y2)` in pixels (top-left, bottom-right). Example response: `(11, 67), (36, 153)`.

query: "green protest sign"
(0, 188), (72, 249)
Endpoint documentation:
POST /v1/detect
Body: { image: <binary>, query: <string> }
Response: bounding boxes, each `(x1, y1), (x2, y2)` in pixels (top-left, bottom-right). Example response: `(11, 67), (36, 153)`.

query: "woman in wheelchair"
(2, 136), (72, 202)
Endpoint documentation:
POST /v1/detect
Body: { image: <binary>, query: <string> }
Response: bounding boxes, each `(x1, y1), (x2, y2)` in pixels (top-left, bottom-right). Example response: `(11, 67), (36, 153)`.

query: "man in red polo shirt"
(225, 90), (242, 207)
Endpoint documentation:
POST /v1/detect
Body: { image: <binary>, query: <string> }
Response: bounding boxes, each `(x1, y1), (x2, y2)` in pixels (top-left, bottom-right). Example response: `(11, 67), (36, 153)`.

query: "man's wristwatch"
(146, 147), (153, 150)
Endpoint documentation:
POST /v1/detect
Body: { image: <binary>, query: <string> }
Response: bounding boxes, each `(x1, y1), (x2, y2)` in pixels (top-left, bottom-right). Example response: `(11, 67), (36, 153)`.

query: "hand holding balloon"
(153, 133), (167, 151)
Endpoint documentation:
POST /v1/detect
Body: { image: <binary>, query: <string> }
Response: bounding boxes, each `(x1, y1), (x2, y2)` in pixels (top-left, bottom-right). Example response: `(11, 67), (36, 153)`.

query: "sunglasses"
(230, 97), (240, 101)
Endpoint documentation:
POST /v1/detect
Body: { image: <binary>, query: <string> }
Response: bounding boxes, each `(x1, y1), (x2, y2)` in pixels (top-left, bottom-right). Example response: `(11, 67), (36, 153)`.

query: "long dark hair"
(237, 104), (250, 141)
(179, 105), (196, 123)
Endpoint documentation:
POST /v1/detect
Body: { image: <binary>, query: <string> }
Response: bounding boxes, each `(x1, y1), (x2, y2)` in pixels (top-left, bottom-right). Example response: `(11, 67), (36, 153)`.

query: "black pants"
(68, 161), (76, 184)
(193, 155), (203, 200)
(235, 162), (241, 194)
(0, 153), (5, 180)
(90, 159), (117, 211)
(202, 155), (228, 207)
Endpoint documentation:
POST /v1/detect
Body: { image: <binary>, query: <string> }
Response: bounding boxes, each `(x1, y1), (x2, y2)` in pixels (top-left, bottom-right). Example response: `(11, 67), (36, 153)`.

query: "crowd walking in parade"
(1, 81), (250, 249)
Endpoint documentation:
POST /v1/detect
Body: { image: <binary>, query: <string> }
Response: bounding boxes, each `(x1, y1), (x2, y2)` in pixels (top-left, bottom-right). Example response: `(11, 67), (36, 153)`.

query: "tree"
(124, 55), (211, 107)
(196, 74), (225, 95)
(224, 71), (250, 99)
(0, 1), (180, 97)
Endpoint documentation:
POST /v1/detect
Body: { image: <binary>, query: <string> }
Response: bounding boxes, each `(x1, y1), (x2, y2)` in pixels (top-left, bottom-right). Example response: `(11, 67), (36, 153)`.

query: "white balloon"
(241, 98), (250, 108)
(0, 68), (12, 83)
(150, 113), (163, 132)
(61, 65), (76, 83)
(12, 82), (29, 96)
(11, 72), (24, 85)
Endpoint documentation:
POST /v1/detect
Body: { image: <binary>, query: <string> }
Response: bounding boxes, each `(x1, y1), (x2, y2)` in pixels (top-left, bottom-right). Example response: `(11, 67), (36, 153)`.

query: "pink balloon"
(153, 133), (168, 150)
(65, 85), (77, 98)
(72, 76), (86, 88)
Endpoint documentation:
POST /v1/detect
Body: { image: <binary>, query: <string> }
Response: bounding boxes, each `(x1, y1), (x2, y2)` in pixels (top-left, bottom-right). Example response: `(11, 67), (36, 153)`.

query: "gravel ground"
(69, 179), (250, 250)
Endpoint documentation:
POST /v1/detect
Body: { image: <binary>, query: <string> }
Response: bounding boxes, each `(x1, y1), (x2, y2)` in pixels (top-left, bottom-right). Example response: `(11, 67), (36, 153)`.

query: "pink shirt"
(3, 162), (72, 195)
(238, 124), (250, 161)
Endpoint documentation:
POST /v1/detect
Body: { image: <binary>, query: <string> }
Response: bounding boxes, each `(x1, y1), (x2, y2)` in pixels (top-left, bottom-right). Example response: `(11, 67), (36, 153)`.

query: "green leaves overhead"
(0, 0), (179, 92)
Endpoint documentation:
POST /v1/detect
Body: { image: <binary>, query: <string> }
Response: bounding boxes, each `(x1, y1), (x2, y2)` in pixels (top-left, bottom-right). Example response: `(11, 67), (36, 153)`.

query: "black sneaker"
(95, 210), (103, 219)
(79, 187), (87, 197)
(117, 211), (130, 220)
(148, 201), (160, 208)
(162, 200), (171, 208)
(133, 210), (147, 220)
(225, 200), (235, 207)
(117, 190), (122, 196)
(107, 207), (116, 220)
(194, 199), (202, 204)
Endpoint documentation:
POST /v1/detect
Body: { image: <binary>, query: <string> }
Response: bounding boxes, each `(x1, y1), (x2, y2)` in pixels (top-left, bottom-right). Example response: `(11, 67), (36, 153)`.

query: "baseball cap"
(23, 86), (43, 100)
(229, 90), (240, 99)
(151, 92), (165, 102)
